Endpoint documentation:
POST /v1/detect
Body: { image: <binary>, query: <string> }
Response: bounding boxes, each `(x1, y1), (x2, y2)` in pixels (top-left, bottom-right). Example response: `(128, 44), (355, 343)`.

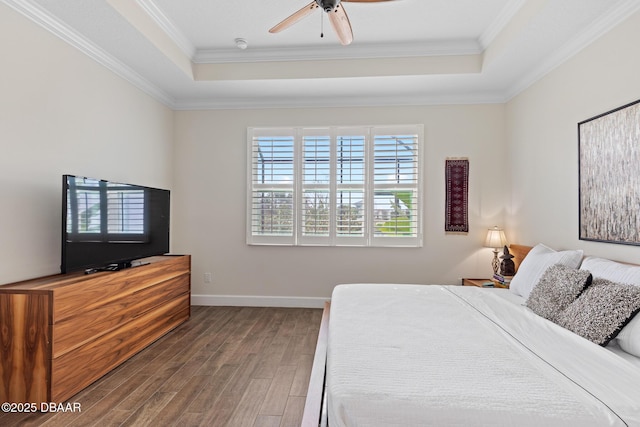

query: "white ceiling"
(5, 0), (640, 109)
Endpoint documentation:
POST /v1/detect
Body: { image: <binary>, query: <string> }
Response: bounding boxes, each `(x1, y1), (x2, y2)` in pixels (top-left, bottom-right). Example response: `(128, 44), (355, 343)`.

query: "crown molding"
(194, 39), (481, 64)
(136, 0), (196, 59)
(478, 0), (527, 49)
(172, 91), (507, 111)
(2, 0), (176, 107)
(504, 0), (640, 101)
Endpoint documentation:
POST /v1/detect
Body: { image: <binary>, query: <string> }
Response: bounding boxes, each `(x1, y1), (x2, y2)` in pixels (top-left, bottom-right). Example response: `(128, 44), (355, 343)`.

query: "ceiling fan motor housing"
(316, 0), (340, 12)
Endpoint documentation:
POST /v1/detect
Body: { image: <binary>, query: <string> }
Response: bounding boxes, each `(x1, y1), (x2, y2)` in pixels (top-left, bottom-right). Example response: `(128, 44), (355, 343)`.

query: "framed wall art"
(579, 98), (640, 245)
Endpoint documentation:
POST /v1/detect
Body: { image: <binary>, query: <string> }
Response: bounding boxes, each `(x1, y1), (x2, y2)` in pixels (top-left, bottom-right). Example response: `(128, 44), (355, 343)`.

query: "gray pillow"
(556, 278), (640, 346)
(525, 264), (592, 322)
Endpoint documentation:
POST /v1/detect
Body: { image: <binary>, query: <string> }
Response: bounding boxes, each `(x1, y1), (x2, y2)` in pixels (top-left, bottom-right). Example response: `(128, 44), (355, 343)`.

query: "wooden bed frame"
(300, 244), (533, 427)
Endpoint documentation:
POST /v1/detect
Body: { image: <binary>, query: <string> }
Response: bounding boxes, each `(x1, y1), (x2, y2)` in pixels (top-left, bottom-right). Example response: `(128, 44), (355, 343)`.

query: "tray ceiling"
(5, 0), (640, 109)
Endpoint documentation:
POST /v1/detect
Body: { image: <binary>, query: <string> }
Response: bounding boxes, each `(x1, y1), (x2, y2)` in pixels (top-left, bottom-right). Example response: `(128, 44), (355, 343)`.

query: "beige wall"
(506, 10), (640, 263)
(0, 4), (174, 283)
(172, 105), (507, 304)
(7, 1), (640, 304)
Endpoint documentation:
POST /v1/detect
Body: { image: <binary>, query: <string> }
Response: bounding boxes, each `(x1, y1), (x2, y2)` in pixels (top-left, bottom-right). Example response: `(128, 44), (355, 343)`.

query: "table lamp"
(484, 226), (508, 274)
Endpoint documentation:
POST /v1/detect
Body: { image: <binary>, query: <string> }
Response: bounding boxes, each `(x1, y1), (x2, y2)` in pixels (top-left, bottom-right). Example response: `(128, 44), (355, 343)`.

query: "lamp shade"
(484, 226), (508, 249)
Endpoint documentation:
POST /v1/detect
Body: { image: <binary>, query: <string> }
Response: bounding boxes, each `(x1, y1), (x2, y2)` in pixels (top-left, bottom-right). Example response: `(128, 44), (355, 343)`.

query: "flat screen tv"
(61, 174), (170, 273)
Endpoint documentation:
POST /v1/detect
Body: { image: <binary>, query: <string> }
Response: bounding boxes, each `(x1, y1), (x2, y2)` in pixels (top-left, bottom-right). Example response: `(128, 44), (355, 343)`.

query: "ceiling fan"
(269, 0), (396, 46)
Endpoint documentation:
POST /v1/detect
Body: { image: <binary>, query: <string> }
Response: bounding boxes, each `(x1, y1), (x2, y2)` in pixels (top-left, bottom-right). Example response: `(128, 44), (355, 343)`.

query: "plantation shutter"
(248, 128), (296, 245)
(370, 126), (422, 247)
(334, 128), (368, 246)
(247, 125), (422, 247)
(300, 128), (331, 245)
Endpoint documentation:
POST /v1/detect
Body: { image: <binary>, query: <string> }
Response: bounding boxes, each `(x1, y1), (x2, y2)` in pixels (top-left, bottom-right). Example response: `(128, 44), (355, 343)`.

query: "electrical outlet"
(204, 272), (212, 283)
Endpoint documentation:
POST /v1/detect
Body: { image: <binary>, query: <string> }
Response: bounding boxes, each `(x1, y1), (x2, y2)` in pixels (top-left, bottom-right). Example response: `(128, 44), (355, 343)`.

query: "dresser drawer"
(52, 274), (189, 358)
(52, 256), (190, 323)
(51, 293), (190, 402)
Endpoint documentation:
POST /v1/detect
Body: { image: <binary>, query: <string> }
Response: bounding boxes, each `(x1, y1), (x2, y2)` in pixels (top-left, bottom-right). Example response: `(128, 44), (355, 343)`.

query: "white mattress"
(327, 284), (640, 427)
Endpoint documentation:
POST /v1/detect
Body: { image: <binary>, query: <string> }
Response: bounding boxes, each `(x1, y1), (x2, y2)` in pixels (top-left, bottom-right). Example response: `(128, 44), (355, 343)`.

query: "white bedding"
(327, 284), (640, 427)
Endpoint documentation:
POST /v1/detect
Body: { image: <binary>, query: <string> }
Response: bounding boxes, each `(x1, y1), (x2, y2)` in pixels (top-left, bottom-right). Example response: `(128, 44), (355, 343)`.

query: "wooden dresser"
(0, 255), (191, 404)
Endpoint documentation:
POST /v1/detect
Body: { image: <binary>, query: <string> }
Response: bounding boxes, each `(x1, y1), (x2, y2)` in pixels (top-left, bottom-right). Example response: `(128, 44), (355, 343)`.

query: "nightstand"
(461, 278), (509, 289)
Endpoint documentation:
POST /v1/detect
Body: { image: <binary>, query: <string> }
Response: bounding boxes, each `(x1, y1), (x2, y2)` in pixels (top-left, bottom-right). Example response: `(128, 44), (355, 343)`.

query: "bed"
(302, 244), (640, 426)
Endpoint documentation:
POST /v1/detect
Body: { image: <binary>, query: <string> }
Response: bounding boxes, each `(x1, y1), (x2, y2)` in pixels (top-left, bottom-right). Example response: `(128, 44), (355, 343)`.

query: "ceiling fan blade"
(328, 4), (353, 45)
(269, 1), (319, 33)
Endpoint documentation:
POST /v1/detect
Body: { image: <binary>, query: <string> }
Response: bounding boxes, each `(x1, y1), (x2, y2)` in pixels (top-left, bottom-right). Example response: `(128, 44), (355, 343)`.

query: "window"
(247, 125), (423, 247)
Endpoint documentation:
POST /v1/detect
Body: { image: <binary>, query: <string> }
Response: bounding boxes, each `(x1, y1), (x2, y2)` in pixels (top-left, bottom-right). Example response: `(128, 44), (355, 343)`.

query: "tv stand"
(0, 255), (190, 404)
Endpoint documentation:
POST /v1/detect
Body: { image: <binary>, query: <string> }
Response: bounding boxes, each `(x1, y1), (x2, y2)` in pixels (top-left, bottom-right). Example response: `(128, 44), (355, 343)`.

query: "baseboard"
(191, 294), (328, 308)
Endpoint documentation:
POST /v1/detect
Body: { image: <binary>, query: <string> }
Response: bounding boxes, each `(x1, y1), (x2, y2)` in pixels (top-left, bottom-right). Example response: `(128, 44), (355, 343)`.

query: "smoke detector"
(235, 38), (248, 50)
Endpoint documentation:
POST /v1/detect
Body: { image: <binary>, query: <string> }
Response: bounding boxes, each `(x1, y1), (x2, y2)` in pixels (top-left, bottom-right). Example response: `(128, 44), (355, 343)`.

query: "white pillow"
(509, 244), (583, 299)
(581, 256), (640, 357)
(580, 256), (640, 284)
(617, 316), (640, 357)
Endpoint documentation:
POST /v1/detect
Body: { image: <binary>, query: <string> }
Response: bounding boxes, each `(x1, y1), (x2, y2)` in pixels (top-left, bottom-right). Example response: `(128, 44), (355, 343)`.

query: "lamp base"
(491, 249), (499, 275)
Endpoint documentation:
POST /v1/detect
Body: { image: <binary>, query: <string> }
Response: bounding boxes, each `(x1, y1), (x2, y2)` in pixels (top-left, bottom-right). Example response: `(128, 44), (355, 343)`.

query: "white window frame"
(247, 125), (423, 247)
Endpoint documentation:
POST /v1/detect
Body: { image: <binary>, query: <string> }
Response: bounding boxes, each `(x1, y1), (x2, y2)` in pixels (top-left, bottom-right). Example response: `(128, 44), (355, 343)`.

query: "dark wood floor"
(0, 306), (323, 427)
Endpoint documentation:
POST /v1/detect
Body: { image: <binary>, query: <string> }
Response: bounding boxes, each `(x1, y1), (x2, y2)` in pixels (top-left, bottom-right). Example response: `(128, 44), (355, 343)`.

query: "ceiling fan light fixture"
(320, 0), (339, 12)
(235, 38), (248, 50)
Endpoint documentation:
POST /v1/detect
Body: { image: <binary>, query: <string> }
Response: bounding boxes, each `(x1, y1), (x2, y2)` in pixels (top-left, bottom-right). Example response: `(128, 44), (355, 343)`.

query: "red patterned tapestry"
(445, 158), (469, 233)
